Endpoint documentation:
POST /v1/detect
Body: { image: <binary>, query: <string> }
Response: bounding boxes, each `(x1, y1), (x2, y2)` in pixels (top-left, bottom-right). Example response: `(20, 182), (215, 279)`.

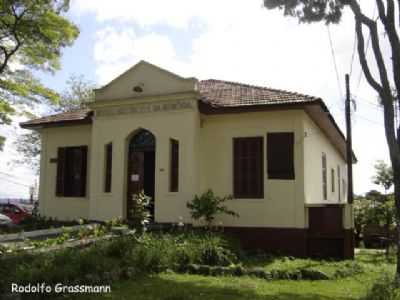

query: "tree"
(0, 0), (79, 150)
(263, 0), (400, 281)
(15, 75), (94, 172)
(373, 160), (394, 192)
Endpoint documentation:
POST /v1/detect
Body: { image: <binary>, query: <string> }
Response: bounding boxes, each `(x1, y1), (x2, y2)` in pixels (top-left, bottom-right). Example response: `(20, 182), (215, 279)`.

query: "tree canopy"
(0, 0), (79, 150)
(15, 74), (94, 172)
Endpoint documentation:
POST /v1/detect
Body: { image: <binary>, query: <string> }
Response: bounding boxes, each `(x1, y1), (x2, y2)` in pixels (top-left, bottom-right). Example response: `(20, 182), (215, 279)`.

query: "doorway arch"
(126, 129), (156, 220)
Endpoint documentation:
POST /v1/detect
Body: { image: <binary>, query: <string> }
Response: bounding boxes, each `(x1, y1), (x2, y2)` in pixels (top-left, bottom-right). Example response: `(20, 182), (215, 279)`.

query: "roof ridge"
(199, 78), (319, 100)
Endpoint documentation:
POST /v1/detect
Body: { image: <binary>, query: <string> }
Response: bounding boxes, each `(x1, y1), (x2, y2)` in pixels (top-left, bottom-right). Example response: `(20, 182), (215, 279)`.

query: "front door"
(127, 130), (156, 220)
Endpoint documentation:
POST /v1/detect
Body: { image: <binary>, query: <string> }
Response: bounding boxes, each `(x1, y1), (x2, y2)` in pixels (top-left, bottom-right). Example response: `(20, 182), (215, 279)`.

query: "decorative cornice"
(95, 99), (196, 118)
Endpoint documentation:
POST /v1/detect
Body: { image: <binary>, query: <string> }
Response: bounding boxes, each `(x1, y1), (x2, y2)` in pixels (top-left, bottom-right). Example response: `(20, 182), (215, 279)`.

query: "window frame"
(233, 136), (264, 199)
(266, 132), (295, 180)
(104, 142), (113, 193)
(322, 152), (327, 200)
(56, 145), (88, 198)
(169, 138), (179, 193)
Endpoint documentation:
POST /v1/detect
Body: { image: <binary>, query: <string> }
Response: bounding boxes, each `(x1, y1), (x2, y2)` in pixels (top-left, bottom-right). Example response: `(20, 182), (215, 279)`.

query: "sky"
(0, 0), (391, 198)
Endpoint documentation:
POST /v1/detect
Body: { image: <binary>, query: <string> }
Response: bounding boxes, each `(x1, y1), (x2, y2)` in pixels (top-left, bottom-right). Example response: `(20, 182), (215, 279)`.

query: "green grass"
(79, 249), (396, 300)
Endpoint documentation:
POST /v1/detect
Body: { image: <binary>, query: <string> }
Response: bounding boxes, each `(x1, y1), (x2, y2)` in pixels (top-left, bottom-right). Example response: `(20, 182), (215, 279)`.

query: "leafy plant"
(187, 190), (239, 228)
(129, 191), (152, 231)
(363, 273), (400, 300)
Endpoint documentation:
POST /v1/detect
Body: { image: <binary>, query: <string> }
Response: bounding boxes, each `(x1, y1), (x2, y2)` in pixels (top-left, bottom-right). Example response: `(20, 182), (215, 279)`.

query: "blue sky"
(0, 0), (390, 198)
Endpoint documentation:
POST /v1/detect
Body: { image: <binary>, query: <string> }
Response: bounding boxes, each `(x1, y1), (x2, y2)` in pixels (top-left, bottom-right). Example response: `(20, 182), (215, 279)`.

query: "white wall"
(38, 125), (91, 220)
(303, 114), (348, 204)
(199, 110), (306, 228)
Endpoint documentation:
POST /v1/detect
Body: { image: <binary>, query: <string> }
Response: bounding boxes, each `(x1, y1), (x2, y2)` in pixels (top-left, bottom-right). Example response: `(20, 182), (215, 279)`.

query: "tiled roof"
(20, 80), (320, 128)
(198, 79), (320, 107)
(20, 108), (92, 128)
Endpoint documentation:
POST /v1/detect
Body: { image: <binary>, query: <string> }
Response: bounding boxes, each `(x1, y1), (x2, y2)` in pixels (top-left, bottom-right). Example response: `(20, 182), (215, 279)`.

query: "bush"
(363, 274), (400, 300)
(186, 189), (239, 228)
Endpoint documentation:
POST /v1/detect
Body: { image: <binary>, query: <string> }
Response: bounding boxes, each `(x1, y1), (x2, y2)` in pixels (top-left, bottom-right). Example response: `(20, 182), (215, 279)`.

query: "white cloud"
(72, 0), (390, 194)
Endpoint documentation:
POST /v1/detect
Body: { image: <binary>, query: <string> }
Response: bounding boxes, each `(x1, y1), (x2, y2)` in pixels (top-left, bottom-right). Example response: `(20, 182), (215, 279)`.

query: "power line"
(326, 25), (344, 100)
(0, 171), (29, 179)
(0, 177), (31, 188)
(349, 29), (357, 77)
(355, 4), (378, 95)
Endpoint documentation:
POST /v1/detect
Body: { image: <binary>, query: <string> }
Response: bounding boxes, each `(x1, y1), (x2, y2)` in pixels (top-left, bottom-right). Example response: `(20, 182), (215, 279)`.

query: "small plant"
(129, 191), (152, 231)
(187, 189), (239, 228)
(363, 273), (400, 300)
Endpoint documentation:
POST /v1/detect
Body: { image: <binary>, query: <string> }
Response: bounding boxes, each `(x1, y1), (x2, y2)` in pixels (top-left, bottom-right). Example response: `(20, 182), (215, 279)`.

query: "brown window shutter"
(337, 165), (341, 202)
(170, 139), (179, 192)
(233, 137), (263, 198)
(267, 132), (295, 179)
(78, 146), (88, 197)
(56, 147), (66, 196)
(104, 143), (112, 193)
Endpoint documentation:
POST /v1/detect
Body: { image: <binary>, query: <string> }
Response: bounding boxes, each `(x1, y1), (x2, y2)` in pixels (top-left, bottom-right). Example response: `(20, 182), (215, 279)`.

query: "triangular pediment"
(95, 60), (198, 101)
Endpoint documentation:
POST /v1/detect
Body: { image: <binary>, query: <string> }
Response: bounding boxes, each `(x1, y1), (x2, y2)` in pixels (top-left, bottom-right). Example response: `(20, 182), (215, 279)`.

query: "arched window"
(129, 129), (155, 151)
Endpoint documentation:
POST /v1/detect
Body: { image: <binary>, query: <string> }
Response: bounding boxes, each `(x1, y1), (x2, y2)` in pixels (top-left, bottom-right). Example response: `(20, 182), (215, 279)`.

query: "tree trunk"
(393, 160), (400, 283)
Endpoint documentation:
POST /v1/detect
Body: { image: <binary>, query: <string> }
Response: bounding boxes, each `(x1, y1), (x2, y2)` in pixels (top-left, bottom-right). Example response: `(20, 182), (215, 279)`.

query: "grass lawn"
(81, 249), (395, 300)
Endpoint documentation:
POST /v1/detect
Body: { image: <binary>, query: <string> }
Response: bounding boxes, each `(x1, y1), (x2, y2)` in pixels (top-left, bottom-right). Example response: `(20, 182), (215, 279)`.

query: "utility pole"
(345, 74), (353, 204)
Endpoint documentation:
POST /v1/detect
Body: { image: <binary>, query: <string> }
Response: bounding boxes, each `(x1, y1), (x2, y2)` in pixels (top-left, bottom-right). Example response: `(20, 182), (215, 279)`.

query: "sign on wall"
(95, 99), (194, 117)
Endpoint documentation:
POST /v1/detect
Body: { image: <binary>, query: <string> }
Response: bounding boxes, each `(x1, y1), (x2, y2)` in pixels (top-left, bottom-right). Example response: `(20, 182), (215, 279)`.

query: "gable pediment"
(94, 60), (198, 101)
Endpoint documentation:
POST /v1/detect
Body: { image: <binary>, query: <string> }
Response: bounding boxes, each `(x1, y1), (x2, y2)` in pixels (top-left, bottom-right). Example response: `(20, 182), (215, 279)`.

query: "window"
(322, 153), (327, 200)
(56, 146), (88, 197)
(104, 143), (112, 193)
(169, 139), (179, 192)
(331, 168), (335, 193)
(233, 137), (264, 198)
(267, 132), (294, 179)
(337, 165), (341, 202)
(343, 179), (347, 199)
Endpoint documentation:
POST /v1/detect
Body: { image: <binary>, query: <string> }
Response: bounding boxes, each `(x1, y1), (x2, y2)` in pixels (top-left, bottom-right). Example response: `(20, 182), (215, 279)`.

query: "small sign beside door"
(131, 174), (140, 182)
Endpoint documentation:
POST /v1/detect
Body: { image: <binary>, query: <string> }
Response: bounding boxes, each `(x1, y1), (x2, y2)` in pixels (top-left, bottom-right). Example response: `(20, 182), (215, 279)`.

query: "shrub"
(129, 191), (152, 231)
(186, 189), (239, 228)
(363, 274), (400, 300)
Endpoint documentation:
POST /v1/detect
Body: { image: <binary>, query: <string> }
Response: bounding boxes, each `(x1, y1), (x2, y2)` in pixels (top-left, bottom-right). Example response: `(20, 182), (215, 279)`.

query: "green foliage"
(263, 0), (345, 24)
(187, 189), (239, 227)
(14, 74), (94, 171)
(373, 160), (393, 191)
(363, 273), (400, 300)
(0, 0), (79, 148)
(129, 191), (152, 231)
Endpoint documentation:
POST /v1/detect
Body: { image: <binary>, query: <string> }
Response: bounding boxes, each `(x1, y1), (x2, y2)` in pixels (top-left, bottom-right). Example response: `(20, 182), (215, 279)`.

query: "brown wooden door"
(127, 151), (144, 219)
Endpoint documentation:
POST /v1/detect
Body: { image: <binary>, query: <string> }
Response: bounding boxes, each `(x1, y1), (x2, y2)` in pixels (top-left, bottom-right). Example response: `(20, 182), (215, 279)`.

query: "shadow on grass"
(80, 275), (355, 300)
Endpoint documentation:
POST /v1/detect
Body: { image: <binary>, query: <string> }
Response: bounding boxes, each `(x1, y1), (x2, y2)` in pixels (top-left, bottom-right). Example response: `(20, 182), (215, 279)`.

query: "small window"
(337, 166), (341, 202)
(56, 146), (88, 197)
(267, 132), (294, 179)
(233, 137), (264, 198)
(104, 143), (112, 193)
(169, 139), (179, 192)
(331, 168), (335, 193)
(343, 179), (347, 199)
(322, 153), (327, 200)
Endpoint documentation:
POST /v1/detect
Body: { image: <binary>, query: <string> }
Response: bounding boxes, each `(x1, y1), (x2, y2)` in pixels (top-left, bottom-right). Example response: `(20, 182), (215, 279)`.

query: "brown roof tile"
(20, 79), (321, 128)
(198, 79), (320, 107)
(20, 108), (92, 128)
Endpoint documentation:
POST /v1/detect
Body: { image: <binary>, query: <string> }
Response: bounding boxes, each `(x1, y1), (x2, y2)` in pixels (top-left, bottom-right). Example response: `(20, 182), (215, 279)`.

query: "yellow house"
(21, 61), (355, 258)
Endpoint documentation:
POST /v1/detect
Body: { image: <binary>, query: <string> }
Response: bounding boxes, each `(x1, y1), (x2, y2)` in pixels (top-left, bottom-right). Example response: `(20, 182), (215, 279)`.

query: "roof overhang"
(199, 99), (357, 164)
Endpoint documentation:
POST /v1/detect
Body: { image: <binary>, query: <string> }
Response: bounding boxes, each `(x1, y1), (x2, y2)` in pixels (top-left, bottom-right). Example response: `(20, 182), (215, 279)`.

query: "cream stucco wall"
(88, 97), (200, 222)
(38, 125), (91, 220)
(303, 114), (348, 204)
(35, 61), (353, 230)
(198, 110), (306, 228)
